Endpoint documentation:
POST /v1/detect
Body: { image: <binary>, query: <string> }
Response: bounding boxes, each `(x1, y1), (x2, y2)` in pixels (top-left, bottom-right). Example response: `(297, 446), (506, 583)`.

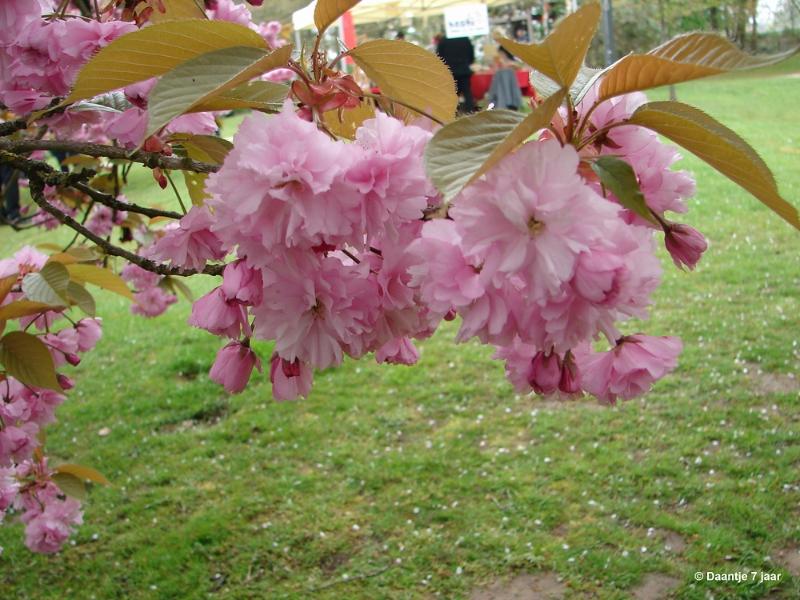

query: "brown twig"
(0, 120), (28, 137)
(0, 139), (219, 174)
(27, 177), (224, 277)
(0, 150), (183, 220)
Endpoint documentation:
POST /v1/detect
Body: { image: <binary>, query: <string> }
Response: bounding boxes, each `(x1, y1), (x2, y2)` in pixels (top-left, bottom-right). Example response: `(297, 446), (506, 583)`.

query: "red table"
(471, 69), (534, 102)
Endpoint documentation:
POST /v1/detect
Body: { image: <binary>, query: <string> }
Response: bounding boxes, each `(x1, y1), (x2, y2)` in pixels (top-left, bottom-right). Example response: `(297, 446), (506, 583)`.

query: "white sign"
(444, 4), (490, 38)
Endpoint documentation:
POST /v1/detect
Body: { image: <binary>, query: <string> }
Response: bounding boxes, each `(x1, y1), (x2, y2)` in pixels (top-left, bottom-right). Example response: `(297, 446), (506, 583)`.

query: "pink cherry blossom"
(148, 206), (226, 271)
(86, 204), (128, 237)
(451, 139), (620, 302)
(189, 287), (249, 339)
(23, 496), (83, 554)
(578, 334), (683, 404)
(121, 263), (161, 291)
(207, 0), (253, 26)
(407, 219), (484, 315)
(576, 86), (696, 220)
(0, 467), (19, 517)
(528, 351), (561, 395)
(221, 259), (263, 306)
(208, 104), (361, 259)
(0, 423), (38, 467)
(346, 112), (434, 238)
(375, 337), (420, 365)
(209, 341), (261, 394)
(252, 250), (380, 369)
(131, 286), (177, 318)
(75, 318), (103, 352)
(0, 1), (45, 45)
(105, 108), (147, 148)
(269, 354), (314, 401)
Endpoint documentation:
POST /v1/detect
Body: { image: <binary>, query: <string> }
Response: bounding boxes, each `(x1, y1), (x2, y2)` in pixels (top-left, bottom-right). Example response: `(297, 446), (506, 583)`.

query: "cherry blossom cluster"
(0, 247), (103, 553)
(145, 93), (706, 404)
(1, 1), (287, 145)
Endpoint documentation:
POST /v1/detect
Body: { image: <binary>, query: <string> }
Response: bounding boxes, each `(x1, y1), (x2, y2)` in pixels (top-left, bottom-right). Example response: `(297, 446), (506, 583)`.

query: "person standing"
(436, 35), (476, 113)
(0, 165), (20, 224)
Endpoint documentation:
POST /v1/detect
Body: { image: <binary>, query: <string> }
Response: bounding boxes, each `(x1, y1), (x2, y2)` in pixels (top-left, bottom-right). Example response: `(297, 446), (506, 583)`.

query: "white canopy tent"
(292, 0), (507, 31)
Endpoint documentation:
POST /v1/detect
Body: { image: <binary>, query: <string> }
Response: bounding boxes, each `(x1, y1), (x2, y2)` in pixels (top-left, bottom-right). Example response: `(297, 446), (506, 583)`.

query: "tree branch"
(0, 120), (28, 137)
(0, 138), (219, 174)
(26, 177), (224, 278)
(0, 150), (184, 220)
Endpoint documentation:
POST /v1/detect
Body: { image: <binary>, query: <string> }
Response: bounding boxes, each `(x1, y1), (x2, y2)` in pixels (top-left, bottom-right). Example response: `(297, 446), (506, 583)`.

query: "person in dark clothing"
(0, 164), (21, 223)
(436, 36), (476, 113)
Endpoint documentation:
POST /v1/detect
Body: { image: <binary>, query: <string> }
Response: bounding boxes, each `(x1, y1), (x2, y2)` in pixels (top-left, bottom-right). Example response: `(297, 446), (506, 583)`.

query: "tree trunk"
(709, 6), (720, 31)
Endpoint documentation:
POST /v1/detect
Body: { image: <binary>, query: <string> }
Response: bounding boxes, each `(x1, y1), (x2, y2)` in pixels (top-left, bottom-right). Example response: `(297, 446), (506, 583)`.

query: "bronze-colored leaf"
(52, 472), (87, 501)
(348, 40), (457, 124)
(315, 0), (360, 34)
(64, 20), (268, 106)
(322, 100), (376, 140)
(0, 300), (57, 321)
(598, 33), (798, 101)
(628, 101), (799, 229)
(0, 275), (15, 305)
(497, 3), (601, 89)
(140, 0), (207, 22)
(0, 331), (62, 391)
(66, 264), (135, 301)
(55, 464), (111, 485)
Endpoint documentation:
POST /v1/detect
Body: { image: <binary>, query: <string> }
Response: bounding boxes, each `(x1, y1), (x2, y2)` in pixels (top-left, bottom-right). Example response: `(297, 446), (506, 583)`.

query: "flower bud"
(664, 223), (707, 271)
(528, 351), (561, 395)
(209, 342), (261, 394)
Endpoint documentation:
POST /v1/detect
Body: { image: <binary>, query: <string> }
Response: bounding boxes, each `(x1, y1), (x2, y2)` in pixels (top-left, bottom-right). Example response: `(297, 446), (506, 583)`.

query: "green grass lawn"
(1, 69), (799, 599)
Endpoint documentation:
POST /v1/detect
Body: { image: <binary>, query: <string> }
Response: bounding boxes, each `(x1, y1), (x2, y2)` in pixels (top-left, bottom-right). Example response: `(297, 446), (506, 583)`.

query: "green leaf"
(189, 80), (290, 113)
(628, 101), (800, 230)
(497, 3), (601, 90)
(425, 91), (565, 201)
(66, 264), (135, 301)
(315, 0), (361, 34)
(52, 472), (87, 501)
(591, 156), (658, 225)
(21, 262), (70, 307)
(0, 331), (61, 391)
(170, 134), (233, 205)
(64, 20), (268, 106)
(598, 33), (799, 101)
(55, 464), (111, 485)
(146, 45), (292, 138)
(348, 40), (457, 124)
(169, 134), (233, 165)
(67, 281), (96, 317)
